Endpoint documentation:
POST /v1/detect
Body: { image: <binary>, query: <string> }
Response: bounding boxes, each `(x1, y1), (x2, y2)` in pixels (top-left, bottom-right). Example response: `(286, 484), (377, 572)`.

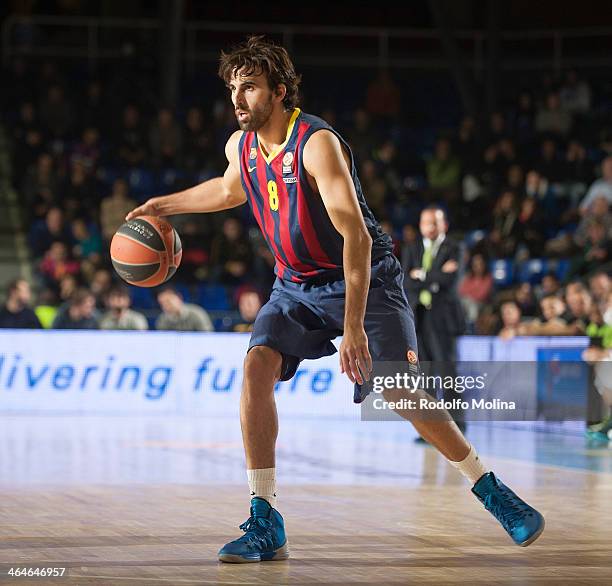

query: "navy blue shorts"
(248, 253), (418, 403)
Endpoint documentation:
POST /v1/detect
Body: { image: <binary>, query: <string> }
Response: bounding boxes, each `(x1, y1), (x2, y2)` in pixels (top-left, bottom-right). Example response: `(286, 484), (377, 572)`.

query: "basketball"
(110, 216), (182, 287)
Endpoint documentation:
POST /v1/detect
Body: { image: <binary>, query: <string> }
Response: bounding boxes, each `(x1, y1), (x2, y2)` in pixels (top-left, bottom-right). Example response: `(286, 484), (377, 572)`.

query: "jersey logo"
(283, 176), (297, 184)
(249, 147), (257, 160)
(282, 151), (294, 174)
(248, 165), (257, 173)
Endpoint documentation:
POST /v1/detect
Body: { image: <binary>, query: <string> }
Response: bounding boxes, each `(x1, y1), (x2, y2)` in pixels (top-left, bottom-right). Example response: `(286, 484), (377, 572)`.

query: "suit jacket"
(402, 236), (466, 335)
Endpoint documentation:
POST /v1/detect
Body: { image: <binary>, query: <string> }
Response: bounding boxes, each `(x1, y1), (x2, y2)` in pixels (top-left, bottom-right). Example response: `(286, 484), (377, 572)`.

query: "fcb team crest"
(282, 151), (294, 166)
(249, 147), (257, 160)
(407, 350), (418, 364)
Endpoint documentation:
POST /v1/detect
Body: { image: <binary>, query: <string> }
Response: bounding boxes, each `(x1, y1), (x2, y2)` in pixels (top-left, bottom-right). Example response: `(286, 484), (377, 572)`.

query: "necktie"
(419, 243), (433, 308)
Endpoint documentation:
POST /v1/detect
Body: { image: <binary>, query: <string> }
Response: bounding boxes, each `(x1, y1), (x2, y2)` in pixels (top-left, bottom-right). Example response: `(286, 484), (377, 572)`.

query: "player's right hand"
(125, 198), (162, 221)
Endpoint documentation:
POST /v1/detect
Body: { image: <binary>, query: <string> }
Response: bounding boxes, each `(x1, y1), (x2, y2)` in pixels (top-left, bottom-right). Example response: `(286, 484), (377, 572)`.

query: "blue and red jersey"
(238, 108), (392, 283)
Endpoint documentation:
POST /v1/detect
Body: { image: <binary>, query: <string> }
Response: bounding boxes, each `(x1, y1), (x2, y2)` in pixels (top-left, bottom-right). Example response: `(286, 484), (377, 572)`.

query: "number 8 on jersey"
(267, 180), (279, 211)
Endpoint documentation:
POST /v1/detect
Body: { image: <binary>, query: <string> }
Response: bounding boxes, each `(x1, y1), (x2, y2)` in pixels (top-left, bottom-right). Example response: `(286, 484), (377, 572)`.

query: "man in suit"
(403, 206), (466, 435)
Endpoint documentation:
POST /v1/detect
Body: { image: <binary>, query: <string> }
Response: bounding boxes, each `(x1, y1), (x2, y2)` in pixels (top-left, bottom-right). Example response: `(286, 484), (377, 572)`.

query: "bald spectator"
(0, 279), (41, 329)
(155, 286), (213, 332)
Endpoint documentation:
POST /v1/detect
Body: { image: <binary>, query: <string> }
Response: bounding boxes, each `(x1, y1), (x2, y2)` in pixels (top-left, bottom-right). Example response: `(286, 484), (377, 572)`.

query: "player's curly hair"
(218, 35), (301, 111)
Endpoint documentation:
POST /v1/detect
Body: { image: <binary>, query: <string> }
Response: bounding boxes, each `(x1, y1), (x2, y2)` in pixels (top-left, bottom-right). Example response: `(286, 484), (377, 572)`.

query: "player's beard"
(236, 95), (274, 132)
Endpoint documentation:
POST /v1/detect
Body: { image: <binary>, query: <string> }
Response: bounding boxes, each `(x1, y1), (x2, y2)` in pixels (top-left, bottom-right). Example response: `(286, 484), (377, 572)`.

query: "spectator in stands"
(515, 282), (538, 317)
(488, 190), (520, 257)
(100, 285), (148, 330)
(567, 218), (611, 279)
(182, 106), (214, 173)
(116, 105), (148, 168)
(58, 273), (78, 304)
(497, 300), (523, 340)
(359, 160), (387, 220)
(39, 84), (73, 138)
(89, 268), (113, 308)
(233, 287), (263, 332)
(34, 287), (59, 329)
(525, 169), (550, 201)
(29, 207), (73, 258)
(347, 108), (376, 165)
(579, 156), (612, 213)
(61, 161), (99, 222)
(70, 126), (100, 175)
(365, 70), (400, 119)
(81, 79), (107, 130)
(564, 281), (592, 332)
(512, 91), (535, 144)
(517, 196), (545, 258)
(72, 218), (102, 266)
(210, 217), (253, 285)
(100, 179), (137, 242)
(0, 279), (41, 329)
(155, 286), (213, 331)
(589, 271), (611, 314)
(458, 252), (493, 326)
(456, 115), (481, 174)
(585, 298), (612, 349)
(11, 101), (45, 181)
(559, 70), (591, 115)
(22, 152), (58, 221)
(39, 241), (81, 286)
(426, 137), (461, 193)
(373, 140), (403, 196)
(536, 138), (564, 183)
(535, 272), (561, 301)
(535, 91), (572, 136)
(565, 139), (593, 194)
(484, 137), (517, 189)
(519, 294), (579, 336)
(149, 107), (182, 167)
(52, 288), (99, 329)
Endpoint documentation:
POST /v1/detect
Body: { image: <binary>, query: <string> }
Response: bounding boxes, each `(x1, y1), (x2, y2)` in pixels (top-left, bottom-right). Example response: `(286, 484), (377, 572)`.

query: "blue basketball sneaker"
(218, 497), (289, 563)
(472, 472), (545, 547)
(585, 415), (612, 443)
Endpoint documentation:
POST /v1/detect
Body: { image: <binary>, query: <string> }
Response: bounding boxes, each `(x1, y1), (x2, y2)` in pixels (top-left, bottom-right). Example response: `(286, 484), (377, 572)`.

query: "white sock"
(448, 444), (488, 486)
(247, 468), (277, 508)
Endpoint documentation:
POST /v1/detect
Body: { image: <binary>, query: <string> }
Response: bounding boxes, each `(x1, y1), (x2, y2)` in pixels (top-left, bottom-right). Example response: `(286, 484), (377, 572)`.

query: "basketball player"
(127, 36), (545, 562)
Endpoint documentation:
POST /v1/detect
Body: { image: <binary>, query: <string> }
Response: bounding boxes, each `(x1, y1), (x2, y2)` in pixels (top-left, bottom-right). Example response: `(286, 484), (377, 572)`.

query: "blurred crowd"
(0, 58), (610, 338)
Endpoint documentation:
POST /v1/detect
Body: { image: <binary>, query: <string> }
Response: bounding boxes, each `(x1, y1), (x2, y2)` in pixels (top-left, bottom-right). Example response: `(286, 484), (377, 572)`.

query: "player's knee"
(243, 346), (282, 390)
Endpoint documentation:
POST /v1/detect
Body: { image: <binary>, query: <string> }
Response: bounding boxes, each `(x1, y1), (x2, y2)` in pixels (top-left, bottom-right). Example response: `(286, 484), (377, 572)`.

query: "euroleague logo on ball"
(407, 350), (418, 364)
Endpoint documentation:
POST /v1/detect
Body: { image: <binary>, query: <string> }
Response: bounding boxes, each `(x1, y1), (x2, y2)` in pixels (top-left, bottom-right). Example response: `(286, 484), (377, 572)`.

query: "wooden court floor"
(1, 463), (610, 585)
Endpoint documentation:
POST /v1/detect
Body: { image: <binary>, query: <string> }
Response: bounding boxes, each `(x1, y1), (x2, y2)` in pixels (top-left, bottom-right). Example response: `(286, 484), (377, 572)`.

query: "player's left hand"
(340, 326), (372, 385)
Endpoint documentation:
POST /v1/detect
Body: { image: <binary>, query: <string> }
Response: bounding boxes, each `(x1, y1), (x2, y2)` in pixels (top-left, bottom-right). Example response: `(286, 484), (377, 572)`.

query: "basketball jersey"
(238, 108), (392, 283)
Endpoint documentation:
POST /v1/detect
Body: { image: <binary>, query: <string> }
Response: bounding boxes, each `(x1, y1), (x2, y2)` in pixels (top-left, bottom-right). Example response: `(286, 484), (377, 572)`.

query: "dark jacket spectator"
(149, 107), (182, 167)
(116, 105), (148, 168)
(52, 288), (99, 329)
(0, 279), (41, 329)
(210, 217), (253, 285)
(29, 207), (73, 258)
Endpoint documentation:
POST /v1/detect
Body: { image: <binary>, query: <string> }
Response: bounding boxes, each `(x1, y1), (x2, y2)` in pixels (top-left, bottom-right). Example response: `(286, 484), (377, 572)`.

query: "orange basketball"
(110, 216), (182, 287)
